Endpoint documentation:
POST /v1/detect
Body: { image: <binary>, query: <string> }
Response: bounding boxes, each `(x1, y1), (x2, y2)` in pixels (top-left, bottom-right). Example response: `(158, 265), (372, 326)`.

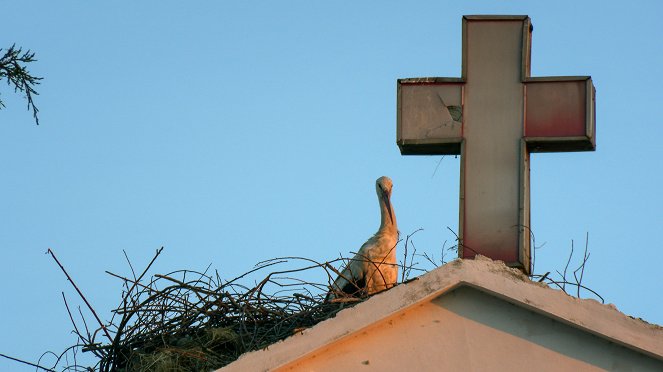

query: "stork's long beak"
(382, 190), (394, 224)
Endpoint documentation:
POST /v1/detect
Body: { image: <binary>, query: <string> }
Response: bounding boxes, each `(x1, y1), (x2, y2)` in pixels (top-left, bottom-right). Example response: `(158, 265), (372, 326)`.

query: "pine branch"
(0, 44), (43, 124)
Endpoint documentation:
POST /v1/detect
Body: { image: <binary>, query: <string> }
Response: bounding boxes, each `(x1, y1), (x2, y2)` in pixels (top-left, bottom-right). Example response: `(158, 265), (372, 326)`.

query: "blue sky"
(1, 1), (661, 369)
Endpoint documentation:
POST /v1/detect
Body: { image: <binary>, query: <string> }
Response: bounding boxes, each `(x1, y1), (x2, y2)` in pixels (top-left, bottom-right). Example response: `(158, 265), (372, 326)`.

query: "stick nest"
(62, 249), (373, 371)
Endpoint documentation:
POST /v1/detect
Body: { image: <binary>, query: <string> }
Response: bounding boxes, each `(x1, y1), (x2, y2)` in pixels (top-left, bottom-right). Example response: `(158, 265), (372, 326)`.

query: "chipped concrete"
(218, 257), (663, 371)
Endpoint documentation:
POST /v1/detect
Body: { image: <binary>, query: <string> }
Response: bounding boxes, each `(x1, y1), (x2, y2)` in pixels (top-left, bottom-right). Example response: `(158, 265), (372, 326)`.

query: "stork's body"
(327, 176), (399, 299)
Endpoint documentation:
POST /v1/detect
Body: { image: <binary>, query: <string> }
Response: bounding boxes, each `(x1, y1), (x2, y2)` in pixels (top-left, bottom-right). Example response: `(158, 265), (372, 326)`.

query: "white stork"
(327, 176), (399, 300)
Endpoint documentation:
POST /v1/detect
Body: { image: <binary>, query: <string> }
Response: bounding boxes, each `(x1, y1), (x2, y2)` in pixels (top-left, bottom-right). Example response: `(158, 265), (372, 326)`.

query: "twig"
(446, 226), (479, 257)
(0, 352), (56, 372)
(537, 272), (550, 282)
(47, 248), (113, 343)
(431, 156), (445, 178)
(62, 292), (83, 342)
(401, 228), (423, 282)
(573, 233), (590, 298)
(562, 240), (574, 291)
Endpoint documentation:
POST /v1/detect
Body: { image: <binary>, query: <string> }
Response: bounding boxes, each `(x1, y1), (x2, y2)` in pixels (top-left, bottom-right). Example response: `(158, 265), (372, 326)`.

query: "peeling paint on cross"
(397, 15), (596, 274)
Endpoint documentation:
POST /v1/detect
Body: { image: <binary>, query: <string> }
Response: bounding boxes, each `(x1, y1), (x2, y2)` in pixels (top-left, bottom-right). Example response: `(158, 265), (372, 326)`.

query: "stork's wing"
(326, 252), (366, 300)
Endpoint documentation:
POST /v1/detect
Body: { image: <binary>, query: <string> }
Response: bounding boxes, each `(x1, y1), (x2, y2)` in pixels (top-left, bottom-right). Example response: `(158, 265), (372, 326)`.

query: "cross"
(397, 15), (596, 274)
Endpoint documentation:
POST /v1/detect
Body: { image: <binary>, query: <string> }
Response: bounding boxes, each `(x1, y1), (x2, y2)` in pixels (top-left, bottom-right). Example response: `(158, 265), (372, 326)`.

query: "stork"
(327, 176), (399, 300)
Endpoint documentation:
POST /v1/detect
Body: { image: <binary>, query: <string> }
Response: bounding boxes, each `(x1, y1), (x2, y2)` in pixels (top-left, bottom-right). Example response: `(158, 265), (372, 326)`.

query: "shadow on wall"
(433, 286), (662, 371)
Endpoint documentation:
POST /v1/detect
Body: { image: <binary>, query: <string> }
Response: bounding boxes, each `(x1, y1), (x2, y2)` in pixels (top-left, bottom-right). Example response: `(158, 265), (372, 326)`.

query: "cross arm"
(524, 76), (596, 152)
(397, 78), (464, 155)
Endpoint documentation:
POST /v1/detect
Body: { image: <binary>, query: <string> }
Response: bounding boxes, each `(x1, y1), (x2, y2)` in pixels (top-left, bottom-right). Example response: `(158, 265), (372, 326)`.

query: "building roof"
(219, 256), (663, 371)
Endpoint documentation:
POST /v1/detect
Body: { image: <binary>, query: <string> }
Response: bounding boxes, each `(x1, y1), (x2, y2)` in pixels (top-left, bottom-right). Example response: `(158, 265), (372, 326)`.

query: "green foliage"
(0, 44), (42, 125)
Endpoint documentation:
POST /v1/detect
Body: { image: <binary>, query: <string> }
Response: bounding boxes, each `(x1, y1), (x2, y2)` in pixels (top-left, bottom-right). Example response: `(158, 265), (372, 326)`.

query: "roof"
(219, 256), (663, 371)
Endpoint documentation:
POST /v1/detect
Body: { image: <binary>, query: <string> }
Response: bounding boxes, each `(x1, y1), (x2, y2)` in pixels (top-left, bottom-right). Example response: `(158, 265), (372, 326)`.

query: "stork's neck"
(379, 198), (397, 232)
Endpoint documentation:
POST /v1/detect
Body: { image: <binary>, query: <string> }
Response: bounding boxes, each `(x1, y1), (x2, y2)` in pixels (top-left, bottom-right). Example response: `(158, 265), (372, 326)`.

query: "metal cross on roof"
(397, 15), (596, 274)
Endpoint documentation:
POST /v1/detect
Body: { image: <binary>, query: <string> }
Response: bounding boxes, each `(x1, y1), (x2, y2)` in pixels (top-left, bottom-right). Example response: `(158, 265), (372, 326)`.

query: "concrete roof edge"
(219, 256), (663, 371)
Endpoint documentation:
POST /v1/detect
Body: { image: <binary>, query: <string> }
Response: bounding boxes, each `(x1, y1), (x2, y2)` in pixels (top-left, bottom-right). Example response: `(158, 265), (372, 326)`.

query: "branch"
(46, 248), (113, 343)
(0, 44), (42, 124)
(0, 352), (56, 372)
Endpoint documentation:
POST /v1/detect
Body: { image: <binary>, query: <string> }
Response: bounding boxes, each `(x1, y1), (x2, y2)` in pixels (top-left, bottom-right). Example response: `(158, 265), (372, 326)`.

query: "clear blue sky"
(1, 1), (661, 369)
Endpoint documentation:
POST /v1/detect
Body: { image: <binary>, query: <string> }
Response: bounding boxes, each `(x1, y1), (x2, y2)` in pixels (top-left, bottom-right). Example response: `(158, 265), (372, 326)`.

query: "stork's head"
(376, 176), (394, 224)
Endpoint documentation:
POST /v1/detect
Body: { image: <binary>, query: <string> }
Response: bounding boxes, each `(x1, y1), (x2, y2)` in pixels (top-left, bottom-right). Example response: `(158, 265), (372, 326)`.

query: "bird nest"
(45, 246), (418, 372)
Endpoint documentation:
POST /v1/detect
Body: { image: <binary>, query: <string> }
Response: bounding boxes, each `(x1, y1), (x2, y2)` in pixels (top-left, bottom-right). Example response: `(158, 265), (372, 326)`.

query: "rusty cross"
(397, 15), (596, 274)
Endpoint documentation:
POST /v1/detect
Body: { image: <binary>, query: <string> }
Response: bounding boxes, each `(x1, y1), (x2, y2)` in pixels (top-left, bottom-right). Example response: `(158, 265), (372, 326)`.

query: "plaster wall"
(278, 287), (663, 371)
